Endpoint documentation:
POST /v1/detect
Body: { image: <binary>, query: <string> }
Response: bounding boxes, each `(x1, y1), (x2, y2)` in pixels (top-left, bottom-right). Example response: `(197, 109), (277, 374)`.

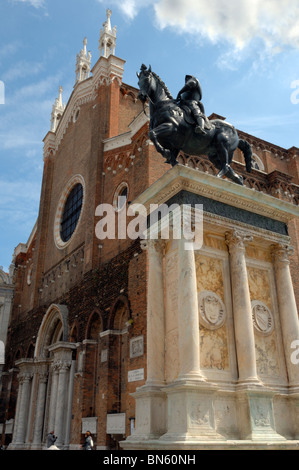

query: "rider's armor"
(176, 75), (207, 135)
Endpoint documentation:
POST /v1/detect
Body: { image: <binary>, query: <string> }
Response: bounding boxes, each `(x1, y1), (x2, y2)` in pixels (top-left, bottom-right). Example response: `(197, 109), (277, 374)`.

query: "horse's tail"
(238, 139), (252, 173)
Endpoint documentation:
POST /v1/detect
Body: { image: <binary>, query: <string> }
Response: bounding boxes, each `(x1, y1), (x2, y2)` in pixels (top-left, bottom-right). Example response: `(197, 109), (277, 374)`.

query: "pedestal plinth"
(160, 379), (222, 442)
(121, 165), (299, 451)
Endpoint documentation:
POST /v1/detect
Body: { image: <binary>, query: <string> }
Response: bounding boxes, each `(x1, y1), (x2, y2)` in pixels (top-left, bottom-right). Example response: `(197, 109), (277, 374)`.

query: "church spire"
(50, 86), (66, 132)
(99, 9), (117, 58)
(75, 37), (92, 85)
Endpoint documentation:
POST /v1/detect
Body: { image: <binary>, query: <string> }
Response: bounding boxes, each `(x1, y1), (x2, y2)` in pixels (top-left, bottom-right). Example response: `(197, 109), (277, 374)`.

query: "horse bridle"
(138, 72), (152, 118)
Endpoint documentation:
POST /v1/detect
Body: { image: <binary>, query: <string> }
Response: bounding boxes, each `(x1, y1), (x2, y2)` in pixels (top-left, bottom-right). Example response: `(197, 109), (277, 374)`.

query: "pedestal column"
(177, 237), (203, 380)
(272, 244), (299, 389)
(226, 230), (260, 386)
(141, 239), (165, 386)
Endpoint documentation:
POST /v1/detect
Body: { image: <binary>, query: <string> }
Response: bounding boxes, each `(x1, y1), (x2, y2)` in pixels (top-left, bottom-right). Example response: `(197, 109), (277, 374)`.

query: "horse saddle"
(180, 104), (212, 130)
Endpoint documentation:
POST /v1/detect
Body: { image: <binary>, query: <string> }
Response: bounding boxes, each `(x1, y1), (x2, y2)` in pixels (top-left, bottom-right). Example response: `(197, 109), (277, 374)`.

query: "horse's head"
(137, 64), (153, 103)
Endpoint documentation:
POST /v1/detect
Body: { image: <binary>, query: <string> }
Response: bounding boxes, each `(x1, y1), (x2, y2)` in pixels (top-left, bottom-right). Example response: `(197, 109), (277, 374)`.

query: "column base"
(176, 371), (208, 384)
(7, 442), (27, 450)
(30, 443), (43, 450)
(288, 384), (299, 394)
(236, 377), (263, 391)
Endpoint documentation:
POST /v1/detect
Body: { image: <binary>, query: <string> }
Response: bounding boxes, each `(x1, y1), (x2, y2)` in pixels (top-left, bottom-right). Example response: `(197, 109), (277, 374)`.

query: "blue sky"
(0, 0), (299, 272)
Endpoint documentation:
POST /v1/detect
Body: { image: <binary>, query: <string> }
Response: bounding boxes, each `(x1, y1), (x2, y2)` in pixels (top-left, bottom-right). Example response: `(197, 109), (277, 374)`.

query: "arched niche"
(108, 296), (131, 331)
(34, 304), (69, 359)
(86, 310), (103, 340)
(70, 321), (79, 343)
(252, 153), (265, 171)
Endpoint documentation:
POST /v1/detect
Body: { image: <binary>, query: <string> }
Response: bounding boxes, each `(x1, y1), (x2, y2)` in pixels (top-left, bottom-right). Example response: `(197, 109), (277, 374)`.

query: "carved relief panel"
(247, 264), (285, 381)
(195, 253), (233, 374)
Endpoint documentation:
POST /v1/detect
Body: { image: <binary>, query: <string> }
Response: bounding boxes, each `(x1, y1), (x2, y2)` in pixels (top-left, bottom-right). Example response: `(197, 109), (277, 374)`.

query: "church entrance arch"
(34, 304), (69, 358)
(9, 304), (76, 450)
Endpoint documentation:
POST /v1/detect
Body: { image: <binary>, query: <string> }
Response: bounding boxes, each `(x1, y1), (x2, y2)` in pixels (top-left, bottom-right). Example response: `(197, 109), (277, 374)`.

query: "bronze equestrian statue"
(137, 64), (252, 185)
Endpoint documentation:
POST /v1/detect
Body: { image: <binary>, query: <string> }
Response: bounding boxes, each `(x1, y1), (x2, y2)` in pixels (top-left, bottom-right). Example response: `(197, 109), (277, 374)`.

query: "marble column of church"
(272, 244), (299, 389)
(176, 236), (203, 380)
(142, 239), (165, 386)
(13, 372), (32, 445)
(31, 367), (48, 448)
(226, 230), (260, 387)
(54, 361), (71, 447)
(10, 373), (22, 445)
(47, 363), (59, 435)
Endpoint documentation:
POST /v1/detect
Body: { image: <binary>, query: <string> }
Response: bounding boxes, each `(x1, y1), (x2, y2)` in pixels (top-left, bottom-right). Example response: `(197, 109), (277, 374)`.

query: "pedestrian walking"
(81, 431), (93, 450)
(47, 431), (57, 448)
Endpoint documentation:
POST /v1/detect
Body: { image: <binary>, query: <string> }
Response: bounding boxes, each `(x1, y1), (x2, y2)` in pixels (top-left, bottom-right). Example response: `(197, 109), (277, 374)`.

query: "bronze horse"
(137, 65), (252, 185)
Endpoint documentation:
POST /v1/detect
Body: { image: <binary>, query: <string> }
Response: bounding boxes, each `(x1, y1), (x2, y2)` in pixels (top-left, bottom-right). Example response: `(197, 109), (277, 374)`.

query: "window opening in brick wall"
(60, 183), (83, 242)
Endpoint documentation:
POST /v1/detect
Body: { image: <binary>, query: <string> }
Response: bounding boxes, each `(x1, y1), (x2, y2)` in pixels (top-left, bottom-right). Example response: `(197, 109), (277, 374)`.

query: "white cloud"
(154, 0), (299, 53)
(97, 0), (153, 20)
(102, 0), (299, 55)
(2, 61), (44, 82)
(11, 0), (45, 8)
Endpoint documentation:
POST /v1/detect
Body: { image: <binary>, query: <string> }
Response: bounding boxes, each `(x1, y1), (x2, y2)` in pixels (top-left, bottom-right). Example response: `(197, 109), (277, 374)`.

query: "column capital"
(51, 362), (60, 374)
(55, 360), (71, 372)
(18, 372), (33, 384)
(271, 243), (294, 266)
(38, 372), (49, 384)
(225, 230), (253, 253)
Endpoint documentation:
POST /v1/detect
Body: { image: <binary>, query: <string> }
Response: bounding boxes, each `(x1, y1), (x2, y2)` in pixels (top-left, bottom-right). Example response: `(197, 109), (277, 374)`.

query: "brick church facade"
(0, 10), (298, 450)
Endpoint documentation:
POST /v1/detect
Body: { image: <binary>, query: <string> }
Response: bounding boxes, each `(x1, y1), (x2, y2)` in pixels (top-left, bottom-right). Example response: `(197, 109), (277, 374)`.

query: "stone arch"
(26, 344), (35, 359)
(252, 153), (265, 171)
(69, 320), (79, 343)
(108, 295), (131, 330)
(107, 296), (132, 418)
(14, 349), (22, 363)
(85, 310), (103, 340)
(34, 304), (69, 358)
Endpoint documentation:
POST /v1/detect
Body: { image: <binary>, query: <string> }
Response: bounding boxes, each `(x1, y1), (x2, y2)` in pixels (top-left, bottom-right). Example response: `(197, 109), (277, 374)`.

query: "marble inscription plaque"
(130, 336), (144, 358)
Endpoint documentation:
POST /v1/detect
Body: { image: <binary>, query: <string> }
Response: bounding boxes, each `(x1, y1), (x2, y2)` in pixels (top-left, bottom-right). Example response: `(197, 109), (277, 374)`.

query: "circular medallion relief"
(251, 301), (274, 336)
(198, 291), (226, 330)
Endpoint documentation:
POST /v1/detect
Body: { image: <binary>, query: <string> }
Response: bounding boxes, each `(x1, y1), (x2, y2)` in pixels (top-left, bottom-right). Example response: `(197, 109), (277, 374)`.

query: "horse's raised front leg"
(149, 122), (176, 164)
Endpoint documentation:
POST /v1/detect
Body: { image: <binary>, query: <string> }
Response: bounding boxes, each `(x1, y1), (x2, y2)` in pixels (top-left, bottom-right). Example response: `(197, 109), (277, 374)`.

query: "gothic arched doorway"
(9, 304), (76, 450)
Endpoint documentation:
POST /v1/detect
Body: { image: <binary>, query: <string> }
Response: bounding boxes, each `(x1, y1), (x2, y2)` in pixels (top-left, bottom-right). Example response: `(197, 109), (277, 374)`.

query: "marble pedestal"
(121, 166), (299, 451)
